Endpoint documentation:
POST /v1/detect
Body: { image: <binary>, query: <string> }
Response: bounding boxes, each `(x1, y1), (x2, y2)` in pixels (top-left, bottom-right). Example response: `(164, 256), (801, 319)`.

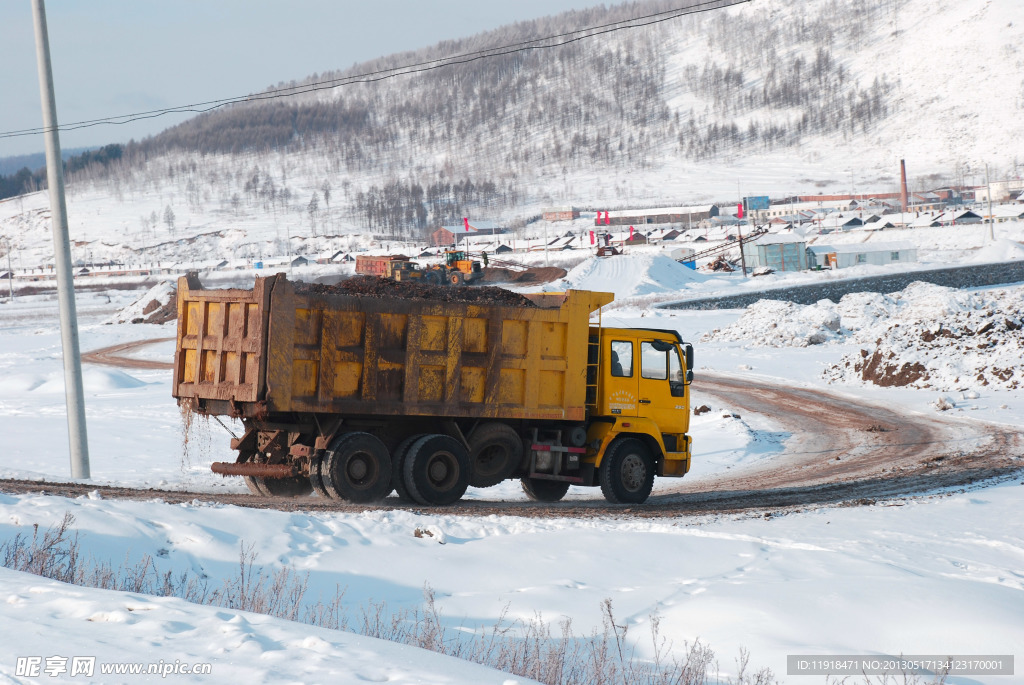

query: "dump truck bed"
(173, 275), (612, 422)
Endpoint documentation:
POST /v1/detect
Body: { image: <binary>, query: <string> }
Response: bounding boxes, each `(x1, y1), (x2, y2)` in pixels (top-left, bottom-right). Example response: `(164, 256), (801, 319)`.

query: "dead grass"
(4, 513), (957, 685)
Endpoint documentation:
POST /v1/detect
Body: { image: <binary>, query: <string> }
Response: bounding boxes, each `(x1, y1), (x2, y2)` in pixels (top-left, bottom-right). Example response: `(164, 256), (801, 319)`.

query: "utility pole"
(985, 164), (994, 242)
(32, 0), (90, 479)
(6, 240), (13, 301)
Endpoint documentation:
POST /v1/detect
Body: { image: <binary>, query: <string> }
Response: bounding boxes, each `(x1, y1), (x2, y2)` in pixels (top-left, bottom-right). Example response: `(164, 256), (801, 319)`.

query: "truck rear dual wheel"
(468, 423), (522, 488)
(599, 438), (655, 504)
(322, 432), (393, 503)
(391, 433), (428, 503)
(309, 456), (331, 498)
(244, 474), (313, 498)
(403, 434), (470, 506)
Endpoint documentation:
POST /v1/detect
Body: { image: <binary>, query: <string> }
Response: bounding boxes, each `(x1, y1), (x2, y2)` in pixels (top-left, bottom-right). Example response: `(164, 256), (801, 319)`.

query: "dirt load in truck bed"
(296, 275), (536, 307)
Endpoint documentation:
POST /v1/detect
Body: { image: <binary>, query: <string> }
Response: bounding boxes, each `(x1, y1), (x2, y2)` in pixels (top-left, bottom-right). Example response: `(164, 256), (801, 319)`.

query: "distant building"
(991, 205), (1024, 222)
(807, 241), (917, 269)
(542, 206), (580, 221)
(596, 205), (719, 226)
(431, 220), (505, 247)
(741, 234), (807, 272)
(975, 180), (1024, 203)
(938, 209), (982, 225)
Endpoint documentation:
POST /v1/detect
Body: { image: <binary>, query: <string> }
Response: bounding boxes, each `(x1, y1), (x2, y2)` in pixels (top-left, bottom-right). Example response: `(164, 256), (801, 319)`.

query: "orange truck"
(355, 251), (484, 286)
(172, 273), (693, 505)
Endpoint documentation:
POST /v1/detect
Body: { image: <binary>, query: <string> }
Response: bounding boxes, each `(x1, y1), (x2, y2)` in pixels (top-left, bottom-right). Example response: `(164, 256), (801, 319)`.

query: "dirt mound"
(138, 297), (178, 324)
(107, 281), (177, 325)
(482, 266), (567, 284)
(297, 276), (536, 307)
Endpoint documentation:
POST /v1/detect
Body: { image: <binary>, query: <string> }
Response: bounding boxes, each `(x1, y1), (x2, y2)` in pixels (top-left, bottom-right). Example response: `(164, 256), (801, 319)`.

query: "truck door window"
(668, 347), (686, 397)
(640, 342), (668, 380)
(610, 340), (632, 377)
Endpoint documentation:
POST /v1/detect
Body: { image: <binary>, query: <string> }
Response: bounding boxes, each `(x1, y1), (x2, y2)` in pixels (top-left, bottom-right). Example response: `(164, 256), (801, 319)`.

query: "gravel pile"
(296, 275), (536, 307)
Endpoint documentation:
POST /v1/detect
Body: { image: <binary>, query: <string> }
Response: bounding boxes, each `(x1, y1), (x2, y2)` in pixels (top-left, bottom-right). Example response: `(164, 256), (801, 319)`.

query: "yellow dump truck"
(172, 273), (693, 505)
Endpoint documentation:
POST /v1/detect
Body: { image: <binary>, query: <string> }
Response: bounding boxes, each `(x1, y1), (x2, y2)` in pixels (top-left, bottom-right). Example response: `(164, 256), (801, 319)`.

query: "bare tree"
(307, 191), (320, 235)
(163, 205), (176, 232)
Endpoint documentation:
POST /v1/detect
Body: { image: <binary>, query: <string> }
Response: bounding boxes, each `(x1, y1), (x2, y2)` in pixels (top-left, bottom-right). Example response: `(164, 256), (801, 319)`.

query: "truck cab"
(578, 327), (694, 498)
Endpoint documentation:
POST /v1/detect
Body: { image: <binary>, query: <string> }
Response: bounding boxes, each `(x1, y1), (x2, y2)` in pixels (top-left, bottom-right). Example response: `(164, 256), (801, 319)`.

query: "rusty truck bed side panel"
(172, 274), (276, 404)
(264, 279), (611, 421)
(172, 274), (612, 422)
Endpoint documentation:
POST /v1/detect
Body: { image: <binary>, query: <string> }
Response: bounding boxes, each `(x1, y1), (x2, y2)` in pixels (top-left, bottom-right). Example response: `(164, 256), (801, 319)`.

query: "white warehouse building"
(806, 241), (918, 269)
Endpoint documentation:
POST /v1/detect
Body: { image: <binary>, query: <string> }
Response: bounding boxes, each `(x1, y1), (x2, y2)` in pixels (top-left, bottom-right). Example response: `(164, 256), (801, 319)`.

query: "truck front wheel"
(404, 434), (470, 506)
(468, 422), (522, 488)
(599, 438), (655, 504)
(323, 432), (393, 503)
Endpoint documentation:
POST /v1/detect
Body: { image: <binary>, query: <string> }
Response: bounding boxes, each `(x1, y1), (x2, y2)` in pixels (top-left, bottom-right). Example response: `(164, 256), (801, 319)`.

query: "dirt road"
(80, 337), (174, 370)
(6, 341), (1019, 518)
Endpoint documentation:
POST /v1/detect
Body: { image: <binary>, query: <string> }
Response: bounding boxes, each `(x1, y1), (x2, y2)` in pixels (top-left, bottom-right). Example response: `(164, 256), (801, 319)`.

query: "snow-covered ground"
(2, 243), (1023, 683)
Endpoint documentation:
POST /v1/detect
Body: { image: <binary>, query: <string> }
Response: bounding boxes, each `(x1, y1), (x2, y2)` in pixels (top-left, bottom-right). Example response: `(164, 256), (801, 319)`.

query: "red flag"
(604, 211), (610, 225)
(589, 230), (595, 245)
(463, 217), (470, 231)
(629, 225), (634, 239)
(737, 203), (744, 219)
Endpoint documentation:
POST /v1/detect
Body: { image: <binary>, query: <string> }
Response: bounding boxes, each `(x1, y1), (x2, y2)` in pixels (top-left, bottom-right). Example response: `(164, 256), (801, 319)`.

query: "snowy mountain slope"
(1, 0), (1023, 274)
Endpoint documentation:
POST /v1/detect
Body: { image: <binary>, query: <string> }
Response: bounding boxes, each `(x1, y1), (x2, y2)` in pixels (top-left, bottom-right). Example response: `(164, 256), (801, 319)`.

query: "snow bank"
(700, 299), (841, 347)
(967, 238), (1024, 264)
(554, 253), (707, 299)
(33, 368), (147, 394)
(704, 281), (1024, 390)
(0, 568), (534, 685)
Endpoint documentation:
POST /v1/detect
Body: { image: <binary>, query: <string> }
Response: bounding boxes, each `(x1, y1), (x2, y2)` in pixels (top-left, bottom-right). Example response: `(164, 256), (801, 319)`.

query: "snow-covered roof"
(606, 205), (715, 218)
(992, 204), (1024, 218)
(752, 233), (806, 245)
(808, 241), (916, 255)
(860, 219), (896, 231)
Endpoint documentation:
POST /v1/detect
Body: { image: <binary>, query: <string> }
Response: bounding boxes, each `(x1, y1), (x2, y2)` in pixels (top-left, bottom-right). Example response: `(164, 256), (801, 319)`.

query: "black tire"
(521, 477), (570, 502)
(424, 271), (441, 285)
(468, 423), (522, 488)
(448, 271), (464, 286)
(243, 475), (268, 496)
(322, 432), (393, 503)
(309, 455), (331, 498)
(261, 475), (314, 498)
(391, 433), (427, 503)
(404, 434), (470, 506)
(599, 438), (655, 504)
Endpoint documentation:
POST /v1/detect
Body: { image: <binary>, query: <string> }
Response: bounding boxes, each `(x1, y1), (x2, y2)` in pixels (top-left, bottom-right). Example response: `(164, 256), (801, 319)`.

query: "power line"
(0, 0), (750, 141)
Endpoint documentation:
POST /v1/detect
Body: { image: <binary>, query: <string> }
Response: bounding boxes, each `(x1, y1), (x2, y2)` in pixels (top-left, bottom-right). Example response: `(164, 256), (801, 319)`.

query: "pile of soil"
(297, 275), (536, 307)
(482, 266), (567, 284)
(136, 295), (178, 324)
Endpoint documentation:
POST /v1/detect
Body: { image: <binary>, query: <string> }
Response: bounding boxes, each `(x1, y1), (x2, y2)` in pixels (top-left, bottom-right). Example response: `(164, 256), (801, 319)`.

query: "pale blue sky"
(0, 0), (607, 157)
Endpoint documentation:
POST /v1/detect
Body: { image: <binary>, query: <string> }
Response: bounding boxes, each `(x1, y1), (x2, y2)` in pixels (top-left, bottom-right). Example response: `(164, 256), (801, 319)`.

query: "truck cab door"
(637, 339), (689, 434)
(603, 338), (638, 418)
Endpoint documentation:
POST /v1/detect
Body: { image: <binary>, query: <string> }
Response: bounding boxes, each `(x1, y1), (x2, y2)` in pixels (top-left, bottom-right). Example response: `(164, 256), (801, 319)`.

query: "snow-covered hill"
(1, 0), (1023, 272)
